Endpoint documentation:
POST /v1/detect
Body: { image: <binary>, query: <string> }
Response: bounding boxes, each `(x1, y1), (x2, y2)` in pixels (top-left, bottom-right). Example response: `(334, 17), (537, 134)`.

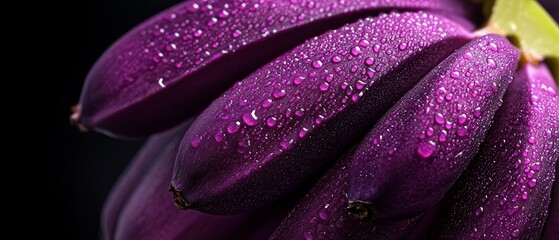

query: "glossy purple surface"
(270, 152), (422, 240)
(77, 0), (476, 137)
(436, 63), (559, 239)
(348, 34), (519, 220)
(110, 120), (292, 240)
(101, 121), (192, 239)
(543, 162), (559, 239)
(171, 12), (470, 214)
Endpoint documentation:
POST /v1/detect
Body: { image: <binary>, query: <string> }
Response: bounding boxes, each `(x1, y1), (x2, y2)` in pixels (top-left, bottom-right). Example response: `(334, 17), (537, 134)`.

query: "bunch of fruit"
(72, 0), (558, 239)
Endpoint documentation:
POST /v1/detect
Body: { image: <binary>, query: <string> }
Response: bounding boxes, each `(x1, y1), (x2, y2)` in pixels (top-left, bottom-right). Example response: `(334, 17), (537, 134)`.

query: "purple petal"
(76, 0), (477, 137)
(347, 34), (519, 220)
(435, 63), (559, 239)
(171, 12), (471, 214)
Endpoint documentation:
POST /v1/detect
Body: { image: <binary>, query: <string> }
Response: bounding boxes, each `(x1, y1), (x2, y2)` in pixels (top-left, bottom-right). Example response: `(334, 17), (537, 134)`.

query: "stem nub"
(347, 201), (378, 221)
(169, 185), (192, 210)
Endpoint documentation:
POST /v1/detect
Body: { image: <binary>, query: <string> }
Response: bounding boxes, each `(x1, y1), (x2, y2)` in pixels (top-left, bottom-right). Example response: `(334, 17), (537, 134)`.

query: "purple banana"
(434, 63), (559, 239)
(73, 0), (476, 138)
(101, 121), (192, 239)
(347, 34), (519, 220)
(170, 12), (471, 214)
(270, 152), (423, 240)
(112, 119), (293, 240)
(543, 162), (559, 239)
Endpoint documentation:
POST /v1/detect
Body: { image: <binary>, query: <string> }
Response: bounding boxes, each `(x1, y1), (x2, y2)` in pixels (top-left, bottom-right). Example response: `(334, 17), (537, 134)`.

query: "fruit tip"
(169, 185), (192, 210)
(70, 105), (89, 132)
(347, 201), (378, 221)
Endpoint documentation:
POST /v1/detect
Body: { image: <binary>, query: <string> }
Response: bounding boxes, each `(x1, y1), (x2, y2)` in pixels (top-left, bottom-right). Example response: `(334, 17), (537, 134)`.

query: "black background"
(51, 1), (181, 239)
(51, 1), (557, 239)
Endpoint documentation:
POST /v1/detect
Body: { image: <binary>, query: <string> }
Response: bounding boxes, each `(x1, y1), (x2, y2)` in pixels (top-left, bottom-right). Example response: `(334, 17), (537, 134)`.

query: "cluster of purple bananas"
(73, 0), (559, 239)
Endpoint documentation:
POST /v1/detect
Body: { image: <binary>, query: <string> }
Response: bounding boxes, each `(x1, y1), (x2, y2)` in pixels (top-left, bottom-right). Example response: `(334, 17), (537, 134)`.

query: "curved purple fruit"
(74, 0), (476, 138)
(170, 12), (471, 214)
(543, 162), (559, 239)
(435, 63), (559, 239)
(113, 120), (293, 240)
(270, 152), (423, 240)
(101, 121), (192, 239)
(347, 34), (519, 220)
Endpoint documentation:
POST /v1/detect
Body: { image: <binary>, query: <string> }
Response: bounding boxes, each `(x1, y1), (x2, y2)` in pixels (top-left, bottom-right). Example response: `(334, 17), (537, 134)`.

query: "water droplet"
(242, 110), (259, 126)
(232, 29), (242, 38)
(439, 131), (447, 142)
(373, 44), (380, 52)
(304, 231), (313, 240)
(488, 42), (498, 52)
(473, 107), (482, 118)
(325, 74), (334, 82)
(532, 163), (542, 171)
(352, 92), (363, 103)
(359, 39), (370, 47)
(417, 141), (437, 158)
(191, 136), (202, 148)
(227, 121), (241, 133)
(436, 87), (447, 95)
(262, 99), (273, 108)
(158, 78), (166, 88)
(299, 127), (309, 138)
(273, 89), (286, 99)
(331, 55), (342, 63)
(531, 95), (539, 104)
(351, 46), (362, 56)
(355, 80), (366, 90)
(457, 114), (467, 125)
(214, 131), (224, 142)
(474, 206), (484, 216)
(312, 60), (323, 69)
(266, 117), (277, 127)
(293, 76), (305, 85)
(193, 29), (203, 37)
(435, 113), (445, 124)
(487, 58), (496, 68)
(528, 179), (537, 187)
(319, 83), (330, 92)
(399, 42), (407, 50)
(511, 229), (520, 237)
(218, 9), (230, 18)
(186, 2), (200, 12)
(528, 136), (535, 144)
(426, 127), (435, 137)
(315, 115), (325, 124)
(280, 139), (292, 150)
(366, 69), (375, 78)
(450, 71), (460, 79)
(463, 52), (473, 60)
(364, 57), (375, 66)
